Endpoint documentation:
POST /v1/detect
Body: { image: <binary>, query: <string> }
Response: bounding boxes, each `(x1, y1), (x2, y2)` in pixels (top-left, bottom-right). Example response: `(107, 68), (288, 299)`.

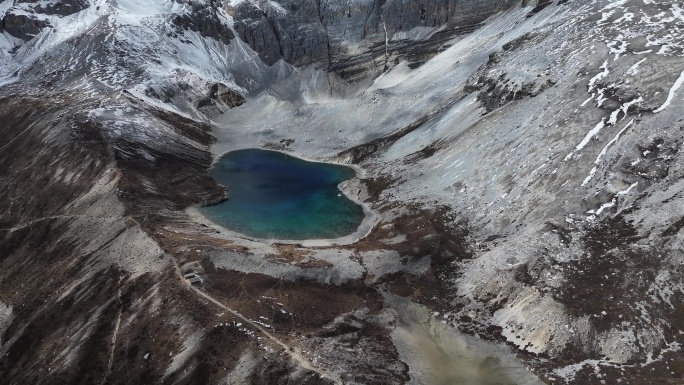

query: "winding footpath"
(171, 259), (343, 385)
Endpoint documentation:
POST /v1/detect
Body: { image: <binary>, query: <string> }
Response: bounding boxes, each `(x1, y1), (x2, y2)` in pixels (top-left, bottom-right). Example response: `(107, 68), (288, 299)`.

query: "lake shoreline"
(190, 148), (378, 246)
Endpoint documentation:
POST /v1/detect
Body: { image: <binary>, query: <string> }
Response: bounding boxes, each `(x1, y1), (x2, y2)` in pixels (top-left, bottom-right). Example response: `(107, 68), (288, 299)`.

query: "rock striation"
(231, 0), (518, 80)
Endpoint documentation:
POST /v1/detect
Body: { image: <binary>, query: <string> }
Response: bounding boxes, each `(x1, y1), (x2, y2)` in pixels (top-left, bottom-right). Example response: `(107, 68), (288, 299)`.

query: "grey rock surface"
(232, 0), (518, 80)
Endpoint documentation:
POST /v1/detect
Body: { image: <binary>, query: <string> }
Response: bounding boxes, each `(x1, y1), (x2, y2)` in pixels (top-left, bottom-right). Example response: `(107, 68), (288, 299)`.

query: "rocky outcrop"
(0, 0), (88, 41)
(171, 1), (235, 45)
(197, 83), (246, 109)
(213, 83), (245, 107)
(37, 0), (90, 16)
(231, 0), (519, 80)
(465, 32), (558, 112)
(0, 13), (50, 41)
(231, 0), (330, 67)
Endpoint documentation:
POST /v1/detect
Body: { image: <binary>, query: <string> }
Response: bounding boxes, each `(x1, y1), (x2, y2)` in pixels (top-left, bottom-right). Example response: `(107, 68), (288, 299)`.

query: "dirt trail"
(0, 214), (110, 232)
(171, 260), (343, 385)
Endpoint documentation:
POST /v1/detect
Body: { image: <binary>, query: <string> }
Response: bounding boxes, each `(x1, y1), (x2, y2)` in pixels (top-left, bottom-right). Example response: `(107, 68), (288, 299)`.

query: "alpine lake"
(200, 149), (366, 240)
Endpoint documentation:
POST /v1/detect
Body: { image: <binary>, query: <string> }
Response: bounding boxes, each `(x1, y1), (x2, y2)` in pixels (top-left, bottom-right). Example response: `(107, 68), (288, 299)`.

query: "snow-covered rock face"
(0, 0), (259, 99)
(0, 0), (522, 89)
(1, 0), (684, 383)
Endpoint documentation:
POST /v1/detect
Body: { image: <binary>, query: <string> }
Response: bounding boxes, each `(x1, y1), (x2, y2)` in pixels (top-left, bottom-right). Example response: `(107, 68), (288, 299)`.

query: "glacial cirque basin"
(200, 148), (366, 240)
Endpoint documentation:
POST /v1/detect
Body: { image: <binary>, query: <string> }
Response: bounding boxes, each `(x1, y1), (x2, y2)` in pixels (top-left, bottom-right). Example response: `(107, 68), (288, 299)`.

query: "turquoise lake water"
(200, 149), (365, 240)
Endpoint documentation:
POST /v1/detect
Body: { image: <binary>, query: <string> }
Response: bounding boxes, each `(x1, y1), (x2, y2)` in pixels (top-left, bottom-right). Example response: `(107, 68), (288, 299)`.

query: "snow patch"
(626, 58), (647, 76)
(588, 60), (609, 92)
(581, 119), (635, 186)
(617, 182), (638, 195)
(654, 68), (684, 113)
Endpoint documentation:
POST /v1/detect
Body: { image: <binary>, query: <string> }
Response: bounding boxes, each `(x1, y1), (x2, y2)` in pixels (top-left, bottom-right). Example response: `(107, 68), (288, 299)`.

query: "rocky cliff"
(232, 0), (518, 80)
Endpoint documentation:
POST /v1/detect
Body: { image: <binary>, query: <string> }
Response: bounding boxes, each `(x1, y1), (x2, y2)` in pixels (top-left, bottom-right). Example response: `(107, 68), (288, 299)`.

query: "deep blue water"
(200, 149), (365, 240)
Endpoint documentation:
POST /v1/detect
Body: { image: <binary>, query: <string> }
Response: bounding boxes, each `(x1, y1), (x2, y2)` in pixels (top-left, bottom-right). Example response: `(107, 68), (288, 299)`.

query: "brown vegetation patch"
(201, 267), (383, 335)
(351, 204), (470, 259)
(307, 314), (410, 384)
(362, 175), (399, 202)
(150, 223), (249, 263)
(247, 351), (334, 385)
(552, 216), (658, 333)
(269, 243), (315, 262)
(405, 139), (447, 162)
(264, 244), (332, 268)
(350, 205), (471, 311)
(104, 269), (255, 385)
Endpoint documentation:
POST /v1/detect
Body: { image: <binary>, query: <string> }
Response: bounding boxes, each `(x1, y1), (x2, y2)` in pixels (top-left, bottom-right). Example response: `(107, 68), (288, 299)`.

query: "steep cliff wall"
(231, 0), (518, 80)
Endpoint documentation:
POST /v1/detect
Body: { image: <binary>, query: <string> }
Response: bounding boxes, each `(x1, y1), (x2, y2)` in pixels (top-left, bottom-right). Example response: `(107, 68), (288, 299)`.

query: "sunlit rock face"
(1, 0), (684, 384)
